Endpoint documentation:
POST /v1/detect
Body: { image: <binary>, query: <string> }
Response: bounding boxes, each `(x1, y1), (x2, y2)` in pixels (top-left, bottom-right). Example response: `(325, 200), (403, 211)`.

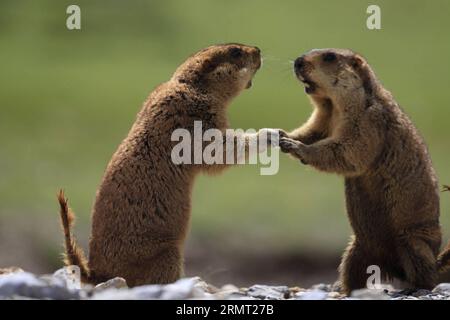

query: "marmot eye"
(229, 47), (243, 58)
(323, 52), (337, 62)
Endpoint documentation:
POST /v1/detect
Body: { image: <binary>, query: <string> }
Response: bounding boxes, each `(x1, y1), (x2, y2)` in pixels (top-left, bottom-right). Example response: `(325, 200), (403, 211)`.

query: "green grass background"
(0, 0), (449, 271)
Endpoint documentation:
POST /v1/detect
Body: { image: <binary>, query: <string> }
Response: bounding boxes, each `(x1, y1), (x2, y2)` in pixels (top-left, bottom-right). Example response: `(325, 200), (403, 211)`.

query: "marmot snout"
(293, 49), (371, 99)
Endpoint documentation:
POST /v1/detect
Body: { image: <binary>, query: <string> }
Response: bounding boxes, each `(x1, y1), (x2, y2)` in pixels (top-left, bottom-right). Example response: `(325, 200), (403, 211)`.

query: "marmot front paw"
(279, 137), (308, 164)
(257, 128), (287, 147)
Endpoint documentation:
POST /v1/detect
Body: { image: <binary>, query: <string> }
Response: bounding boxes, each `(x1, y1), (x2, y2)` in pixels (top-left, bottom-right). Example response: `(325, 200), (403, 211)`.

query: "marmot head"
(293, 49), (377, 101)
(172, 43), (261, 99)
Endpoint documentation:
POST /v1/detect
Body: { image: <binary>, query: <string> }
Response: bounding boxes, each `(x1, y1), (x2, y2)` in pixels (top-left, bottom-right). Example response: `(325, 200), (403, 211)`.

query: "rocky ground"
(0, 267), (449, 300)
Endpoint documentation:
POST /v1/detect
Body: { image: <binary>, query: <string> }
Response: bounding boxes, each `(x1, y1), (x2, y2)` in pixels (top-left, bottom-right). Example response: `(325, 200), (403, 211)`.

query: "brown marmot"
(57, 43), (274, 286)
(279, 48), (450, 294)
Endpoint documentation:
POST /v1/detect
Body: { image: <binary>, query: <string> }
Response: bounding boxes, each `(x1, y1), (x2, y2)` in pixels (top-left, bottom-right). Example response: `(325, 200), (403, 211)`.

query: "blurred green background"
(0, 0), (449, 286)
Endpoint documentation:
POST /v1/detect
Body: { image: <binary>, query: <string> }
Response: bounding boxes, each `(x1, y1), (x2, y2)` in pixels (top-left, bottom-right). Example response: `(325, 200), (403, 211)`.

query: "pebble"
(93, 277), (128, 292)
(350, 288), (390, 300)
(295, 289), (328, 300)
(245, 285), (291, 300)
(432, 283), (450, 295)
(92, 277), (206, 300)
(0, 271), (80, 300)
(0, 267), (24, 275)
(310, 283), (332, 292)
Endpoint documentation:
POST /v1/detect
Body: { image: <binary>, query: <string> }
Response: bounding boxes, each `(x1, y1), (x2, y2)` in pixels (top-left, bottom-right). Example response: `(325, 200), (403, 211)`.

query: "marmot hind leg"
(108, 244), (183, 287)
(338, 238), (371, 295)
(396, 237), (438, 290)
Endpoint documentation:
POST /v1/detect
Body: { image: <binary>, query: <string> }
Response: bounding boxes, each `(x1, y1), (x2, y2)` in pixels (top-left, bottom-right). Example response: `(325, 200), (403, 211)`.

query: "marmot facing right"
(279, 49), (450, 294)
(58, 43), (271, 287)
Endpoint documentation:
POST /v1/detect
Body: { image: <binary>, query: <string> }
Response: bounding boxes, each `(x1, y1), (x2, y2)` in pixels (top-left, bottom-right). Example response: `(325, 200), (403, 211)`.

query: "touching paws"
(279, 137), (301, 152)
(253, 130), (309, 165)
(257, 128), (288, 147)
(279, 137), (308, 164)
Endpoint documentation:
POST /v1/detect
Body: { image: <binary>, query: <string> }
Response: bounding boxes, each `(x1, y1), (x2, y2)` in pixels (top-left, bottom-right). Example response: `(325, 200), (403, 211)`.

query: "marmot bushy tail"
(57, 189), (91, 283)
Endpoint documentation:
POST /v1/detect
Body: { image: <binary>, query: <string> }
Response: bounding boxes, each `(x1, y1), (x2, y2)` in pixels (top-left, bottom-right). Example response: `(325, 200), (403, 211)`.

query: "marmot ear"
(350, 54), (374, 96)
(351, 55), (365, 69)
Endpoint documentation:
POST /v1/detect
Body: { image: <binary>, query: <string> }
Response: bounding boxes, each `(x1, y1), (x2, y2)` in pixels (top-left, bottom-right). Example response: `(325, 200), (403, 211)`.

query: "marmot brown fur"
(58, 43), (271, 286)
(279, 48), (450, 294)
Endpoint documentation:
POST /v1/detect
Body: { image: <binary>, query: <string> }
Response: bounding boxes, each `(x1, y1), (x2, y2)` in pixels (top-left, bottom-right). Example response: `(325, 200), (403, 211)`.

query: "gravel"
(0, 267), (449, 300)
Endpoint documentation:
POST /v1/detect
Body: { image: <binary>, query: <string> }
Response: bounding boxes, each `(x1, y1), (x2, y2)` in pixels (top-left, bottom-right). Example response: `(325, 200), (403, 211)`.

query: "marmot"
(279, 48), (450, 294)
(58, 43), (274, 286)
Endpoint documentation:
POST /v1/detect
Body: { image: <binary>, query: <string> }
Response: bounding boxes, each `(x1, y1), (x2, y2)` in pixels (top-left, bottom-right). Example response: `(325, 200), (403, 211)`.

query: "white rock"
(212, 284), (240, 299)
(92, 285), (162, 300)
(225, 294), (257, 300)
(220, 284), (239, 292)
(0, 272), (43, 288)
(91, 277), (205, 300)
(432, 283), (450, 295)
(91, 288), (139, 300)
(161, 277), (206, 299)
(310, 283), (332, 292)
(94, 277), (128, 292)
(402, 296), (420, 300)
(0, 272), (80, 300)
(193, 277), (219, 294)
(327, 291), (342, 299)
(295, 290), (327, 300)
(0, 267), (24, 275)
(246, 285), (290, 300)
(351, 288), (390, 300)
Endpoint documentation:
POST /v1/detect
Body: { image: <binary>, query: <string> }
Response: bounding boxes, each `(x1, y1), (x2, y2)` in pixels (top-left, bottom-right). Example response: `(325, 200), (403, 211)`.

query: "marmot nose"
(294, 57), (304, 71)
(252, 46), (262, 68)
(251, 46), (261, 57)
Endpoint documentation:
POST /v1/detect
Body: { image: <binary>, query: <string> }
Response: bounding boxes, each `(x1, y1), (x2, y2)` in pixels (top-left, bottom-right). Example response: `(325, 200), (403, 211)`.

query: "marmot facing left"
(58, 43), (271, 286)
(279, 48), (450, 294)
